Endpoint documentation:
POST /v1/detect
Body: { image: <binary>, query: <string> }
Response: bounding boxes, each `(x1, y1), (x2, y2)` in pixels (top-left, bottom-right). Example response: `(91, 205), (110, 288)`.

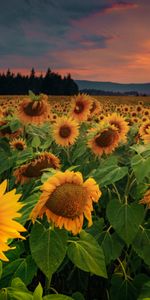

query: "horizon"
(1, 0), (150, 83)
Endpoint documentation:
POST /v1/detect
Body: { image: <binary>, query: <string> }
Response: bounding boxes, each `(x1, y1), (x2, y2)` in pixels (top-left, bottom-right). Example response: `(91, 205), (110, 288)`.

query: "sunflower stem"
(117, 258), (128, 280)
(112, 183), (121, 202)
(45, 275), (52, 294)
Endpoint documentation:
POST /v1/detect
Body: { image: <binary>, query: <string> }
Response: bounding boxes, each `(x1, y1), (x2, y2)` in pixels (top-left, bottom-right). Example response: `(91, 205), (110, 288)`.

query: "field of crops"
(0, 93), (150, 300)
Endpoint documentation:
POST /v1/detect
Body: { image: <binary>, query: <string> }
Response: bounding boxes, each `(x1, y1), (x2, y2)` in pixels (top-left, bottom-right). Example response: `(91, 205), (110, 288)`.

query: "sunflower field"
(0, 92), (150, 300)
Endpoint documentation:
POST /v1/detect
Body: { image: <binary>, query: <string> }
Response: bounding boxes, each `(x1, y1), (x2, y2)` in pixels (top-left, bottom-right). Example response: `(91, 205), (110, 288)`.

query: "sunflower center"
(45, 183), (87, 218)
(59, 125), (71, 138)
(95, 129), (117, 147)
(74, 101), (84, 114)
(23, 156), (57, 178)
(23, 101), (45, 116)
(15, 143), (24, 151)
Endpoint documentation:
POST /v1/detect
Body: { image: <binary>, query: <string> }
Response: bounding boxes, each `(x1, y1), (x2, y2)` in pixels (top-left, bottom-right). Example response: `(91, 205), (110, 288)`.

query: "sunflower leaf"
(67, 230), (107, 278)
(107, 199), (145, 246)
(30, 223), (68, 280)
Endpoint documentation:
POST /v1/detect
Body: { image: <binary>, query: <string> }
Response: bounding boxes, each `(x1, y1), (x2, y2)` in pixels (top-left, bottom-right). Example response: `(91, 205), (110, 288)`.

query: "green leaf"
(11, 277), (29, 292)
(133, 227), (150, 266)
(138, 281), (150, 300)
(33, 283), (43, 300)
(0, 256), (37, 287)
(30, 223), (68, 280)
(18, 192), (41, 225)
(43, 295), (73, 300)
(99, 232), (124, 265)
(72, 292), (85, 300)
(93, 165), (128, 187)
(131, 154), (150, 183)
(107, 199), (144, 245)
(31, 136), (41, 148)
(110, 275), (137, 300)
(67, 230), (107, 278)
(0, 152), (15, 175)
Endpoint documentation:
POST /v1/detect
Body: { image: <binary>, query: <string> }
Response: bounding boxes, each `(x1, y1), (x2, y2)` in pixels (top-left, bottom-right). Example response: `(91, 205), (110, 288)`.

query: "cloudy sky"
(1, 0), (150, 82)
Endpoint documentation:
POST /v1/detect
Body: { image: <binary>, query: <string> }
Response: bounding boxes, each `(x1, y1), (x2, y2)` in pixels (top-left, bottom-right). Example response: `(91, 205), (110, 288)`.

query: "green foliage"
(67, 230), (107, 278)
(107, 199), (145, 245)
(30, 223), (68, 280)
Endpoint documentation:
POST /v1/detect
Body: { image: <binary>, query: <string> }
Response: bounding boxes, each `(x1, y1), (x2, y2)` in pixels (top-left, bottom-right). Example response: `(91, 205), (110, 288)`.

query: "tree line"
(0, 68), (79, 95)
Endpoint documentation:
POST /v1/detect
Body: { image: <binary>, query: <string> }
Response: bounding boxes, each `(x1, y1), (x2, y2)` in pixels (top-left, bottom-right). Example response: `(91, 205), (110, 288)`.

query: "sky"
(0, 0), (150, 83)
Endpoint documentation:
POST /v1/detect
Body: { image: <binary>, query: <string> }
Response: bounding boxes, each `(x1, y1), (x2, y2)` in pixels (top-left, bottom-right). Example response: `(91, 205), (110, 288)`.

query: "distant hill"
(75, 80), (150, 95)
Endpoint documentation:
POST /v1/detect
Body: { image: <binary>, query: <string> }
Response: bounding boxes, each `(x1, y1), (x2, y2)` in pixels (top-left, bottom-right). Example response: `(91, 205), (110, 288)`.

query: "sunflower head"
(18, 96), (51, 125)
(0, 180), (26, 261)
(88, 122), (120, 156)
(13, 152), (60, 184)
(70, 93), (93, 122)
(30, 170), (101, 235)
(10, 138), (26, 151)
(52, 116), (79, 147)
(106, 113), (129, 143)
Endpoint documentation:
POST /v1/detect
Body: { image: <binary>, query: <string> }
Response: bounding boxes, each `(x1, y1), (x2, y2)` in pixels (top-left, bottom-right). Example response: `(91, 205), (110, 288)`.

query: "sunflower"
(139, 121), (150, 136)
(141, 128), (150, 144)
(70, 93), (93, 122)
(18, 97), (51, 125)
(105, 113), (129, 143)
(52, 116), (79, 147)
(13, 152), (60, 184)
(30, 170), (101, 235)
(139, 189), (150, 208)
(90, 98), (102, 116)
(10, 138), (26, 151)
(88, 123), (120, 156)
(0, 180), (26, 261)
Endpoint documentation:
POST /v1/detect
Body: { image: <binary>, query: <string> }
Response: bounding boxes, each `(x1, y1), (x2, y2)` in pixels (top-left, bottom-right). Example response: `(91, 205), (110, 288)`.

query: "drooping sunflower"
(10, 138), (26, 151)
(105, 113), (129, 143)
(13, 152), (60, 184)
(87, 123), (120, 156)
(0, 180), (26, 261)
(18, 96), (51, 125)
(70, 93), (93, 122)
(52, 116), (79, 147)
(30, 170), (101, 235)
(139, 188), (150, 208)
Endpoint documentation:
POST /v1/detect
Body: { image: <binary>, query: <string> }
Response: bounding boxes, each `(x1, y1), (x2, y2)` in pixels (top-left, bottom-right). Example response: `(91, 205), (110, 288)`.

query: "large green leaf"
(138, 281), (150, 300)
(33, 283), (43, 300)
(67, 230), (107, 278)
(43, 295), (73, 300)
(18, 192), (41, 225)
(0, 256), (37, 287)
(99, 232), (124, 265)
(30, 223), (68, 279)
(93, 165), (128, 187)
(133, 227), (150, 266)
(110, 275), (137, 300)
(131, 154), (150, 183)
(107, 199), (144, 245)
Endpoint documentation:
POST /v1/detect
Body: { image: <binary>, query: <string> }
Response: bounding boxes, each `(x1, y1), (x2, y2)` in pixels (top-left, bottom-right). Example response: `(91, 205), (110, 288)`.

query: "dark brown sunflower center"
(74, 101), (84, 114)
(95, 129), (117, 147)
(15, 142), (24, 151)
(23, 101), (45, 116)
(23, 156), (57, 178)
(59, 125), (71, 138)
(45, 183), (87, 218)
